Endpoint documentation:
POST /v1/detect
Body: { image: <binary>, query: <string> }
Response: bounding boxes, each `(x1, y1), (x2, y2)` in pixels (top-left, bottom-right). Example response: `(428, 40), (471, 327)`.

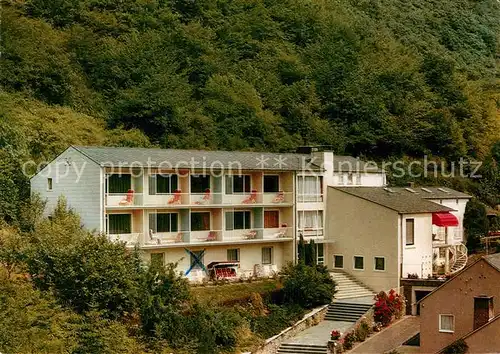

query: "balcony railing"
(106, 191), (294, 207)
(112, 228), (293, 247)
(297, 194), (323, 203)
(298, 228), (324, 237)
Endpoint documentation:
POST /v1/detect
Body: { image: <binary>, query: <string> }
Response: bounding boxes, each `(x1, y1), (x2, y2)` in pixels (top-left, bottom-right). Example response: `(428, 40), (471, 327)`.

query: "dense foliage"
(280, 262), (337, 308)
(1, 0), (499, 157)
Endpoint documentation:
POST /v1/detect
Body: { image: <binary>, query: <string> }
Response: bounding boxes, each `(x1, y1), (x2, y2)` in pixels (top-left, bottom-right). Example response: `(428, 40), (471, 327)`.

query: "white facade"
(30, 147), (103, 231)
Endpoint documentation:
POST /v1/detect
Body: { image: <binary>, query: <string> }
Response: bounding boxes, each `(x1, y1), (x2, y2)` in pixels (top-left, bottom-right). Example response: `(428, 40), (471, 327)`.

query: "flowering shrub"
(374, 289), (404, 326)
(331, 329), (341, 340)
(343, 331), (357, 350)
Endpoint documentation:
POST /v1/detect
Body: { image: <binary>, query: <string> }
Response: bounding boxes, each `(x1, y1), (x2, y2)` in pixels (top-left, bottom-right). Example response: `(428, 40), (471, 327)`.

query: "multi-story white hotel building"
(31, 145), (469, 289)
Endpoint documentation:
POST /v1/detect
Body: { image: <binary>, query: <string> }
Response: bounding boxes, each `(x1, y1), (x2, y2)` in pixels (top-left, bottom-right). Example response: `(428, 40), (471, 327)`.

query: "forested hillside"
(2, 0), (499, 158)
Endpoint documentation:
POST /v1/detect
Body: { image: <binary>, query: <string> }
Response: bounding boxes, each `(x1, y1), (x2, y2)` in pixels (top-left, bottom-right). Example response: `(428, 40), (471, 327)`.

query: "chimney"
(474, 295), (494, 330)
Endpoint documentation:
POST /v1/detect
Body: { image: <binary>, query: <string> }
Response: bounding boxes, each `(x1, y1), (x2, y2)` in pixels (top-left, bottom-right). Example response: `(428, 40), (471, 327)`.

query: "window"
(191, 175), (210, 193)
(47, 178), (53, 191)
(226, 175), (251, 194)
(108, 214), (131, 234)
(298, 211), (323, 231)
(354, 256), (364, 270)
(264, 210), (280, 228)
(150, 174), (178, 194)
(191, 212), (210, 231)
(154, 213), (178, 233)
(225, 211), (251, 230)
(297, 176), (322, 202)
(374, 257), (385, 271)
(334, 255), (344, 269)
(108, 174), (131, 193)
(150, 253), (164, 267)
(406, 219), (415, 246)
(262, 247), (273, 264)
(439, 314), (454, 333)
(317, 244), (324, 265)
(227, 248), (240, 261)
(347, 173), (354, 185)
(190, 250), (205, 269)
(264, 175), (279, 193)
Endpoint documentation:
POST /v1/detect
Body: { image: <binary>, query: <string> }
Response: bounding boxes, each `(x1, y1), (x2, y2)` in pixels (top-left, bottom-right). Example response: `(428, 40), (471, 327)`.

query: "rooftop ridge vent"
(421, 187), (433, 193)
(405, 188), (417, 193)
(437, 187), (451, 194)
(384, 187), (396, 193)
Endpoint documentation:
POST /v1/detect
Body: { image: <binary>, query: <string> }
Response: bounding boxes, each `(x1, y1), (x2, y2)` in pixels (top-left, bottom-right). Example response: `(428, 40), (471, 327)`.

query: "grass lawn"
(191, 279), (280, 304)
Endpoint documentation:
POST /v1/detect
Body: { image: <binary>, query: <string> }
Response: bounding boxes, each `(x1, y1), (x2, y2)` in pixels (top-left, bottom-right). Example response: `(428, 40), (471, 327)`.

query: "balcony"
(115, 227), (293, 248)
(105, 191), (294, 208)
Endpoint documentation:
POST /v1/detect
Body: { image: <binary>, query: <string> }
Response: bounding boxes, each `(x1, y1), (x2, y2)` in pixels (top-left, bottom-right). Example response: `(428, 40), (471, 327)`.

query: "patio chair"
(272, 191), (285, 203)
(197, 231), (217, 242)
(274, 223), (288, 238)
(167, 189), (182, 204)
(194, 188), (211, 205)
(119, 189), (134, 205)
(243, 230), (257, 239)
(242, 189), (257, 204)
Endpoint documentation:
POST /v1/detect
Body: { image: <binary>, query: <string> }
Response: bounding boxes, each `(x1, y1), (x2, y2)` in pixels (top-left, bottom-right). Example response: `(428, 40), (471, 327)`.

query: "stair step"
(278, 343), (328, 354)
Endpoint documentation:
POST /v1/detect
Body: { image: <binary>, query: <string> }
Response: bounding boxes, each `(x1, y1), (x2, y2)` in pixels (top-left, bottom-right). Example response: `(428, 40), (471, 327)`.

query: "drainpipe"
(399, 214), (403, 288)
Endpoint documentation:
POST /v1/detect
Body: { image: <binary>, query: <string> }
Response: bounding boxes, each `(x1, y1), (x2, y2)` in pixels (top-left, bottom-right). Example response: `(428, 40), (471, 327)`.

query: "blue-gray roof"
(72, 146), (323, 171)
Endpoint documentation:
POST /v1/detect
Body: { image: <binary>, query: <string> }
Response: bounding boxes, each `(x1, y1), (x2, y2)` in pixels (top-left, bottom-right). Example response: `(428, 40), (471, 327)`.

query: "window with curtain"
(108, 214), (131, 234)
(264, 175), (279, 193)
(298, 211), (323, 230)
(262, 247), (273, 264)
(191, 212), (210, 231)
(108, 174), (131, 193)
(297, 176), (322, 202)
(406, 219), (415, 245)
(227, 249), (240, 261)
(191, 175), (210, 193)
(317, 244), (324, 265)
(154, 174), (178, 194)
(226, 175), (250, 194)
(264, 210), (279, 228)
(156, 213), (178, 232)
(439, 315), (454, 332)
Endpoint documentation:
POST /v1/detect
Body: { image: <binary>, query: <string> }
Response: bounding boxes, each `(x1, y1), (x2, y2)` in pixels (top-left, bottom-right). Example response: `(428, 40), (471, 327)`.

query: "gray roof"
(484, 253), (500, 272)
(332, 187), (456, 214)
(391, 187), (471, 200)
(331, 155), (383, 173)
(72, 146), (322, 171)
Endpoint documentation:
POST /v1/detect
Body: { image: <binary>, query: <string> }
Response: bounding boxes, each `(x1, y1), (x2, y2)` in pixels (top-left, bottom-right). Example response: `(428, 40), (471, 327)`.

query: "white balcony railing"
(297, 194), (323, 203)
(106, 191), (294, 207)
(106, 193), (144, 207)
(109, 232), (142, 246)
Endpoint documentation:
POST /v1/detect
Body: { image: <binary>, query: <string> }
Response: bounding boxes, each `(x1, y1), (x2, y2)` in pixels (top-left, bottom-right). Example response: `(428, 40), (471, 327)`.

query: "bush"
(355, 319), (370, 341)
(374, 290), (404, 326)
(342, 331), (357, 350)
(442, 339), (469, 354)
(280, 263), (336, 309)
(250, 304), (304, 338)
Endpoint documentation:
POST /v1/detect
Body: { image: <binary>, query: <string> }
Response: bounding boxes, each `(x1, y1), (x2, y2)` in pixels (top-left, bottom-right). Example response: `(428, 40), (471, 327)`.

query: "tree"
(280, 262), (336, 309)
(297, 233), (306, 263)
(24, 199), (144, 319)
(464, 199), (489, 253)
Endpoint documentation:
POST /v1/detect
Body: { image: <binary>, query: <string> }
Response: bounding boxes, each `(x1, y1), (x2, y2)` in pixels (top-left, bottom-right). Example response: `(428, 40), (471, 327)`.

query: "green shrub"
(280, 263), (336, 309)
(442, 339), (469, 354)
(355, 319), (370, 341)
(250, 304), (304, 338)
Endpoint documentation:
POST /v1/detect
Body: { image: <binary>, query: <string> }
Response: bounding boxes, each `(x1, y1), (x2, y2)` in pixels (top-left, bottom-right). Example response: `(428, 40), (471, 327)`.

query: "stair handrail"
(450, 243), (468, 274)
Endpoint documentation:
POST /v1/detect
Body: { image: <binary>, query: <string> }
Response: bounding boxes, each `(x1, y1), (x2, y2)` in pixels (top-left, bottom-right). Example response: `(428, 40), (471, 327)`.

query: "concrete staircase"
(277, 343), (328, 354)
(325, 302), (373, 322)
(330, 271), (374, 299)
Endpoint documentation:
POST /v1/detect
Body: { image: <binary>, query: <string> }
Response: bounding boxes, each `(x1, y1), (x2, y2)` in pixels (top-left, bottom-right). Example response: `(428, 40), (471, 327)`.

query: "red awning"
(432, 212), (459, 227)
